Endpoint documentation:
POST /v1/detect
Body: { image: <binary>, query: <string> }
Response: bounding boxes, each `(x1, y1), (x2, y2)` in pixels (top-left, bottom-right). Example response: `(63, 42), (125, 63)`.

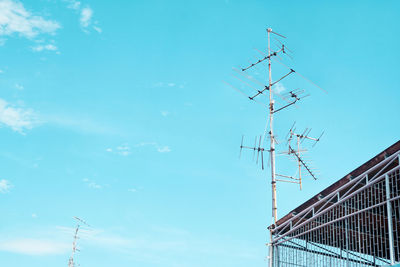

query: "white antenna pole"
(267, 27), (277, 267)
(267, 28), (277, 224)
(68, 217), (90, 267)
(68, 224), (80, 267)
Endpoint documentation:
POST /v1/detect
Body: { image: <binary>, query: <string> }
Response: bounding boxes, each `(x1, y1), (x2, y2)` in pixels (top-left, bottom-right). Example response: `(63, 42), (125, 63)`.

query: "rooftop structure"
(270, 140), (400, 266)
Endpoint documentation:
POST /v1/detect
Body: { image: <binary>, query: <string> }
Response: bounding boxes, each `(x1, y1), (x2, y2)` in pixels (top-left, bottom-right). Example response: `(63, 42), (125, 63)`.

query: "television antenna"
(277, 122), (324, 189)
(228, 28), (325, 267)
(68, 217), (90, 267)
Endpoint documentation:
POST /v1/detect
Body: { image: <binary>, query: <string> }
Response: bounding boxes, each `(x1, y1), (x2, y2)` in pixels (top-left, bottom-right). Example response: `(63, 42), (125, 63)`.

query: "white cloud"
(118, 151), (130, 156)
(273, 83), (286, 94)
(106, 144), (131, 156)
(64, 1), (100, 33)
(128, 188), (137, 193)
(0, 179), (12, 193)
(93, 25), (102, 33)
(157, 146), (171, 153)
(0, 224), (260, 265)
(44, 114), (118, 135)
(134, 142), (157, 148)
(83, 178), (102, 189)
(116, 144), (131, 156)
(88, 182), (101, 189)
(117, 145), (129, 150)
(153, 82), (185, 89)
(14, 83), (23, 90)
(0, 98), (37, 133)
(80, 7), (92, 28)
(108, 142), (171, 156)
(64, 0), (81, 10)
(161, 111), (169, 117)
(134, 142), (171, 153)
(31, 213), (38, 218)
(32, 43), (57, 52)
(0, 0), (60, 39)
(0, 239), (69, 255)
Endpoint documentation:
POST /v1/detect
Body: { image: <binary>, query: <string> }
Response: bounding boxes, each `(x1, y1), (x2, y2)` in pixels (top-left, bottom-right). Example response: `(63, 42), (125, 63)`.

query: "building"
(270, 140), (400, 266)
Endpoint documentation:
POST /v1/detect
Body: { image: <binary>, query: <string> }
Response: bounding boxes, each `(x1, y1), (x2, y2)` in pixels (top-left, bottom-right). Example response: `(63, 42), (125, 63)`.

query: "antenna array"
(227, 28), (325, 267)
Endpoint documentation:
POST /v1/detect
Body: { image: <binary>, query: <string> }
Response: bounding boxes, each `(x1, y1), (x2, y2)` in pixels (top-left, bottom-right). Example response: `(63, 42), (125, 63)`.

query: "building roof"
(274, 140), (400, 229)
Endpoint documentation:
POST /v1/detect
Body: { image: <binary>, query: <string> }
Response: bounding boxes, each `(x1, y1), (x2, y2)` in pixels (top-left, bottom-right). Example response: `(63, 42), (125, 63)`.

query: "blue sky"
(0, 0), (399, 266)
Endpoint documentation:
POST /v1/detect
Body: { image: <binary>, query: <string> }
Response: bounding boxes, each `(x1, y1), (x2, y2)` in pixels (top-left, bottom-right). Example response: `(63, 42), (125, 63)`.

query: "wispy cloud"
(44, 114), (118, 135)
(135, 142), (171, 153)
(0, 239), (69, 255)
(0, 225), (260, 265)
(273, 82), (286, 94)
(107, 142), (171, 155)
(14, 83), (23, 90)
(106, 144), (131, 156)
(93, 25), (102, 33)
(0, 0), (60, 39)
(134, 142), (157, 148)
(157, 146), (171, 153)
(64, 0), (81, 10)
(134, 142), (172, 153)
(0, 179), (12, 193)
(80, 7), (92, 28)
(116, 145), (130, 156)
(161, 111), (169, 117)
(153, 82), (185, 89)
(32, 43), (57, 52)
(83, 178), (102, 189)
(0, 99), (38, 133)
(64, 0), (101, 33)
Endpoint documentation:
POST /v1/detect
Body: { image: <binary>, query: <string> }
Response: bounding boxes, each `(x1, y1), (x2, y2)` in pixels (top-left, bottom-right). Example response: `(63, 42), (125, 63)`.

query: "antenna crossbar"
(276, 179), (300, 184)
(241, 47), (284, 72)
(249, 70), (295, 100)
(276, 173), (299, 180)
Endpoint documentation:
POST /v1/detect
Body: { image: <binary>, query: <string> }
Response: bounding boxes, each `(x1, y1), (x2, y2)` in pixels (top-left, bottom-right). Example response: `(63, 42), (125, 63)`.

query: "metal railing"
(272, 152), (400, 266)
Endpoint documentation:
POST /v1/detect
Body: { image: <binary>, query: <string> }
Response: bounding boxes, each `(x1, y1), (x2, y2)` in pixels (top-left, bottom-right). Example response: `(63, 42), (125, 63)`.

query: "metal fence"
(271, 151), (400, 266)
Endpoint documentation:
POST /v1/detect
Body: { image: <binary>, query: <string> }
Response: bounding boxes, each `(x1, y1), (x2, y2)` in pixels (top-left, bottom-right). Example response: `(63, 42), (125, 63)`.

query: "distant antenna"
(68, 217), (90, 267)
(229, 27), (326, 267)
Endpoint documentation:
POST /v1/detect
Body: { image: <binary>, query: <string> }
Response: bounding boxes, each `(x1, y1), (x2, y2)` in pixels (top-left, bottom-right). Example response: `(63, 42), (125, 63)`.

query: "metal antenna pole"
(68, 217), (90, 267)
(68, 224), (80, 267)
(267, 28), (277, 224)
(267, 27), (277, 267)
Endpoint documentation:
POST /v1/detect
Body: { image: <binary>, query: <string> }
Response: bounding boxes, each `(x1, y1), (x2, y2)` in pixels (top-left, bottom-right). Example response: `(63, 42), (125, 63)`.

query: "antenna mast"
(68, 225), (79, 267)
(68, 217), (90, 267)
(230, 27), (325, 267)
(267, 28), (278, 227)
(267, 28), (278, 267)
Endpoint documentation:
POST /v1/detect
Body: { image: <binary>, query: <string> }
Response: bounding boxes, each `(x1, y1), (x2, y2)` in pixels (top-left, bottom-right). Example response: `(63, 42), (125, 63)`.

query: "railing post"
(344, 202), (350, 267)
(385, 173), (395, 265)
